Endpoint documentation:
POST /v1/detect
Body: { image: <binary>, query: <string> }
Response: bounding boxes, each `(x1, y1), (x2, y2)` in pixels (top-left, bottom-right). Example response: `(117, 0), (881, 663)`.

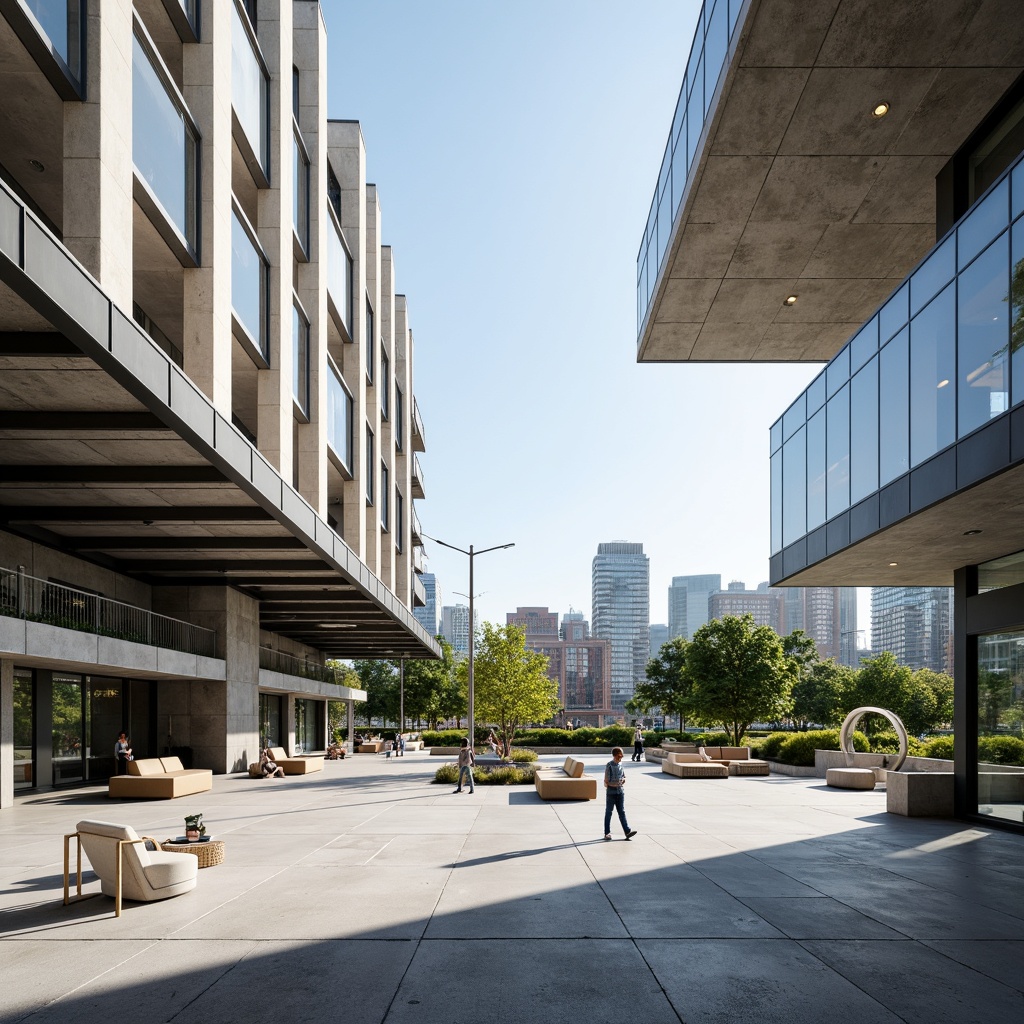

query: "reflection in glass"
(687, 54), (704, 170)
(806, 407), (825, 532)
(231, 1), (268, 174)
(13, 670), (33, 791)
(292, 305), (308, 415)
(704, 0), (728, 107)
(957, 231), (1009, 436)
(978, 549), (1024, 593)
(366, 426), (374, 504)
(26, 0), (81, 78)
(770, 449), (781, 553)
(782, 426), (805, 547)
(826, 384), (849, 520)
(910, 235), (955, 316)
(849, 317), (878, 374)
(327, 364), (352, 471)
(395, 387), (404, 450)
(231, 208), (266, 356)
(52, 673), (83, 785)
(293, 132), (309, 252)
(1011, 216), (1024, 407)
(879, 326), (909, 485)
(850, 355), (878, 504)
(879, 282), (909, 344)
(958, 179), (1009, 270)
(976, 629), (1024, 825)
(87, 677), (123, 781)
(327, 211), (352, 336)
(381, 462), (389, 530)
(133, 34), (198, 249)
(782, 392), (805, 442)
(807, 371), (826, 415)
(910, 284), (955, 466)
(826, 345), (849, 398)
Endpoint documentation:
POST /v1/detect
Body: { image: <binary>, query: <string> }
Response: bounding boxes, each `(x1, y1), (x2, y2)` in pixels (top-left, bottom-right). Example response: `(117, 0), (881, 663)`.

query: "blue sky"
(322, 1), (838, 632)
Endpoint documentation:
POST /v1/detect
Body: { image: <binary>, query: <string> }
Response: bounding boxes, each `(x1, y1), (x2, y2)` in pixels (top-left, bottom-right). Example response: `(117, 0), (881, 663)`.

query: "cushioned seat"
(107, 757), (212, 799)
(661, 752), (729, 779)
(267, 746), (324, 775)
(65, 819), (197, 917)
(535, 756), (597, 800)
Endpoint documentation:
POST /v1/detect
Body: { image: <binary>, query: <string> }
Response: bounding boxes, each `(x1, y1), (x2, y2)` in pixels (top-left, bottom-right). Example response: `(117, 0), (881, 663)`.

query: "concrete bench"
(886, 771), (953, 816)
(108, 757), (213, 799)
(535, 756), (597, 800)
(826, 767), (876, 790)
(661, 744), (769, 775)
(661, 752), (729, 779)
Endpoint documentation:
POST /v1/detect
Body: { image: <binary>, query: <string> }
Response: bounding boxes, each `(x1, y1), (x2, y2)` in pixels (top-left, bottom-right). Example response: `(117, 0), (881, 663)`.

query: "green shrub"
(755, 732), (792, 758)
(978, 735), (1024, 765)
(923, 736), (954, 759)
(422, 730), (467, 746)
(508, 748), (538, 763)
(433, 762), (537, 785)
(777, 729), (869, 767)
(870, 730), (925, 756)
(433, 763), (459, 784)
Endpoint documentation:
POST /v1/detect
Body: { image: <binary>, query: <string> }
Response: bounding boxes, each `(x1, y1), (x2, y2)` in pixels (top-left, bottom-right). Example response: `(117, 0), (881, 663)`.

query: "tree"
(634, 636), (693, 729)
(403, 637), (465, 728)
(467, 622), (559, 756)
(326, 661), (363, 739)
(352, 659), (399, 726)
(914, 669), (954, 728)
(791, 659), (854, 729)
(685, 614), (794, 745)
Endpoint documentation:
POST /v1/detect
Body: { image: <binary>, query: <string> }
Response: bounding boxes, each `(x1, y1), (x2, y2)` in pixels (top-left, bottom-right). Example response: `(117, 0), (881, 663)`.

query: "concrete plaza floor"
(1, 752), (1022, 1024)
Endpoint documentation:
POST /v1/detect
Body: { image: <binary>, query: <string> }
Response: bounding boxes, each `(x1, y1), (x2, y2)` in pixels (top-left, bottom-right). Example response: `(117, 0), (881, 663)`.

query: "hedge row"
(433, 763), (536, 786)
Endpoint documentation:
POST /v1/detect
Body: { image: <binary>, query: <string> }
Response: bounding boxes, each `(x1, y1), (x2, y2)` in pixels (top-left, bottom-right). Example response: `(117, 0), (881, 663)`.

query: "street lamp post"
(424, 535), (514, 748)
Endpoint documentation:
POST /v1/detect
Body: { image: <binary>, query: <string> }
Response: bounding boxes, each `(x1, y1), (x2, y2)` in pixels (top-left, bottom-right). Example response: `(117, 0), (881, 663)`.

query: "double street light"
(423, 535), (515, 747)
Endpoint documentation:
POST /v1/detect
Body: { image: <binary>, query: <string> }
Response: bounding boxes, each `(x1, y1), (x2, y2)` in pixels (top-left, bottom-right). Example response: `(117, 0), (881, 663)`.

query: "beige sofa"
(535, 756), (597, 800)
(108, 757), (213, 799)
(267, 746), (324, 775)
(661, 744), (770, 776)
(662, 752), (730, 778)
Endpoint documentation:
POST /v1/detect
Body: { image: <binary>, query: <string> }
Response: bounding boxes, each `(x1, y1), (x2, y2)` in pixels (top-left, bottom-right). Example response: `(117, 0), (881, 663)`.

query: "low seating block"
(267, 746), (324, 775)
(108, 757), (212, 799)
(826, 767), (876, 790)
(535, 756), (597, 800)
(661, 752), (729, 779)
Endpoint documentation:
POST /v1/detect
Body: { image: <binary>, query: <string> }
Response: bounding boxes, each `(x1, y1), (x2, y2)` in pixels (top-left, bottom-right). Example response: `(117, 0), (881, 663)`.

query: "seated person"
(697, 746), (712, 762)
(260, 748), (285, 778)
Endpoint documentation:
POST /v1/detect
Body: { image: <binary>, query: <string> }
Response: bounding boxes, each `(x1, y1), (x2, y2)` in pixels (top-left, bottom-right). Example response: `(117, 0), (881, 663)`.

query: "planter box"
(886, 772), (954, 817)
(765, 761), (818, 777)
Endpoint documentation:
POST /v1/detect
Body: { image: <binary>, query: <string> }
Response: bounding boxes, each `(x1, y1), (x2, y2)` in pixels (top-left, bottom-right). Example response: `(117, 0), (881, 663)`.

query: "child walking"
(603, 747), (637, 841)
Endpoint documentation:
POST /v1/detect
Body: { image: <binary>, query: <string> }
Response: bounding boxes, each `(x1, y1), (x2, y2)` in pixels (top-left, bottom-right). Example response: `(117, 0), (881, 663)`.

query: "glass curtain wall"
(25, 0), (83, 82)
(260, 692), (283, 749)
(976, 628), (1024, 825)
(231, 0), (269, 176)
(327, 361), (353, 472)
(13, 669), (34, 791)
(294, 698), (324, 753)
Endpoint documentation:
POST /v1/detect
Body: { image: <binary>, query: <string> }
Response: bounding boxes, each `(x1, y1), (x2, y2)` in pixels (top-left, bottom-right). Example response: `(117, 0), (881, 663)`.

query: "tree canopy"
(631, 636), (692, 728)
(790, 658), (855, 729)
(467, 622), (558, 756)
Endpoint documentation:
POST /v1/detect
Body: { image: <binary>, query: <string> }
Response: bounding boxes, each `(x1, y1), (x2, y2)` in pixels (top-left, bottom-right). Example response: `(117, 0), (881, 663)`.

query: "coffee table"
(161, 837), (226, 868)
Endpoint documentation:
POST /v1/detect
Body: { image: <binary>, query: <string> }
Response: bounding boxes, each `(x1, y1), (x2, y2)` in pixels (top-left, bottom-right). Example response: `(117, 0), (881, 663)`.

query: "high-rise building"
(0, 0), (436, 810)
(871, 588), (954, 674)
(635, 0), (1024, 828)
(668, 574), (721, 639)
(709, 582), (782, 632)
(414, 574), (442, 637)
(839, 588), (861, 667)
(650, 624), (670, 657)
(442, 604), (477, 656)
(591, 542), (650, 714)
(778, 586), (842, 660)
(509, 607), (612, 725)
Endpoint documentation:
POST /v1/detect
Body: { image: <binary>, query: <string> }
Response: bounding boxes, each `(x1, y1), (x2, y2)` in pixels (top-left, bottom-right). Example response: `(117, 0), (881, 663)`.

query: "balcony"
(259, 647), (339, 685)
(412, 572), (426, 608)
(412, 543), (425, 574)
(411, 454), (425, 499)
(411, 396), (426, 452)
(0, 566), (216, 658)
(410, 504), (422, 544)
(231, 0), (269, 185)
(326, 205), (353, 338)
(327, 361), (353, 474)
(769, 152), (1024, 586)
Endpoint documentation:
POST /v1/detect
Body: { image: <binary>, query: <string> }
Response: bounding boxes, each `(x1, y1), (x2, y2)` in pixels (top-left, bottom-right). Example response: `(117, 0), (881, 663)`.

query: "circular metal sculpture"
(840, 706), (908, 772)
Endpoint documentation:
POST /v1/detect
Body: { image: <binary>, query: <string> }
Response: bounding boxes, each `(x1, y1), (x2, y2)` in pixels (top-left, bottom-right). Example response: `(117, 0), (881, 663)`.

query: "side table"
(161, 838), (226, 868)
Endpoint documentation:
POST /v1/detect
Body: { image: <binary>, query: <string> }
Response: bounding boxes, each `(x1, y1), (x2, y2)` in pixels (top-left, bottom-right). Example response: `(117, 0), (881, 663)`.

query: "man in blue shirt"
(603, 747), (637, 841)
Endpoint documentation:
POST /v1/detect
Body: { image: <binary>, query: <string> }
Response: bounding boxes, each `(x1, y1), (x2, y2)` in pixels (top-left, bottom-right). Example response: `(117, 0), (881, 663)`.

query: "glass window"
(910, 284), (956, 466)
(260, 692), (283, 750)
(978, 549), (1024, 593)
(657, 183), (672, 268)
(366, 302), (375, 382)
(231, 206), (267, 358)
(976, 628), (1024, 826)
(327, 163), (342, 221)
(327, 362), (352, 472)
(13, 669), (34, 791)
(294, 698), (323, 754)
(729, 0), (743, 35)
(911, 234), (955, 316)
(231, 0), (269, 176)
(365, 426), (374, 505)
(1011, 215), (1024, 407)
(132, 32), (198, 251)
(879, 326), (910, 484)
(292, 64), (299, 120)
(396, 491), (404, 551)
(327, 209), (353, 337)
(293, 130), (309, 254)
(687, 53), (704, 170)
(704, 0), (728, 104)
(672, 112), (689, 215)
(770, 449), (782, 553)
(959, 178), (1009, 270)
(26, 0), (82, 80)
(672, 78), (687, 151)
(1014, 159), (1024, 221)
(850, 316), (878, 374)
(826, 345), (849, 398)
(806, 407), (826, 531)
(807, 371), (826, 415)
(770, 418), (782, 454)
(957, 231), (1009, 437)
(879, 282), (910, 344)
(292, 304), (309, 416)
(395, 386), (404, 450)
(850, 355), (879, 504)
(52, 673), (83, 785)
(782, 426), (806, 546)
(381, 349), (390, 420)
(782, 393), (805, 441)
(826, 384), (850, 519)
(381, 462), (389, 530)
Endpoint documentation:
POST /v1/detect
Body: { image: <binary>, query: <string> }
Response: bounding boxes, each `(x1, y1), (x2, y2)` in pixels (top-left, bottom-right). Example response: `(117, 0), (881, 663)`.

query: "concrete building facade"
(636, 0), (1024, 830)
(0, 0), (437, 810)
(708, 581), (782, 632)
(413, 572), (441, 637)
(506, 606), (559, 642)
(591, 542), (650, 715)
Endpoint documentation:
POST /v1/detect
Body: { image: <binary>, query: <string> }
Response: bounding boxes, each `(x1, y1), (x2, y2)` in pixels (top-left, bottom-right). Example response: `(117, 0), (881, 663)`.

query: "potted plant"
(184, 813), (206, 842)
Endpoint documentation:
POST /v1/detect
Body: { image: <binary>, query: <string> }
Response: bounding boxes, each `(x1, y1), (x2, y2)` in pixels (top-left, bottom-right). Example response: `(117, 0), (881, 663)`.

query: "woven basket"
(162, 839), (225, 868)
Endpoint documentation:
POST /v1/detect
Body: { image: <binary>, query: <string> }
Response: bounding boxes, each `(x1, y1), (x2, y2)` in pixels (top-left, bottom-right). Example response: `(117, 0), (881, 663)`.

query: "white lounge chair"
(64, 819), (198, 917)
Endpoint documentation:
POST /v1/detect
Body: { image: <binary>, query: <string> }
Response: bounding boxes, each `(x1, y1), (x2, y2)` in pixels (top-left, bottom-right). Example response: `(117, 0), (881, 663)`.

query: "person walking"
(632, 724), (645, 762)
(114, 731), (132, 774)
(604, 747), (637, 841)
(454, 737), (475, 793)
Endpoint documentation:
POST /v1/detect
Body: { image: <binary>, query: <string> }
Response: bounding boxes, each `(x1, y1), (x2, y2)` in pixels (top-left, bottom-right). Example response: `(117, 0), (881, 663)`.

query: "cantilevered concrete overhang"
(0, 179), (439, 661)
(638, 0), (1024, 363)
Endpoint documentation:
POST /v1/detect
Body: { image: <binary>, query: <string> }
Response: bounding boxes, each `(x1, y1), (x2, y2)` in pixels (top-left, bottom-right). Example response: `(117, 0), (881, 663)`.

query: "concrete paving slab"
(921, 939), (1024, 993)
(640, 938), (902, 1024)
(803, 939), (1024, 1023)
(742, 896), (907, 939)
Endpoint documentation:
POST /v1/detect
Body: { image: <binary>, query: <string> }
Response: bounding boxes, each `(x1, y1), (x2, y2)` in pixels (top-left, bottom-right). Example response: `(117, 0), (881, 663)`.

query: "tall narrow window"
(231, 204), (269, 361)
(292, 303), (309, 416)
(231, 0), (269, 180)
(381, 349), (390, 419)
(366, 302), (375, 383)
(381, 462), (389, 530)
(366, 426), (374, 505)
(395, 386), (404, 450)
(395, 491), (404, 551)
(293, 129), (309, 255)
(327, 361), (352, 473)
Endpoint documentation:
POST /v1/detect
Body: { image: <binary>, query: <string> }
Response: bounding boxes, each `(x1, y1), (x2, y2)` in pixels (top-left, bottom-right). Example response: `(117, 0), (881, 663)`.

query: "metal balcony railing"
(0, 566), (217, 658)
(411, 505), (422, 542)
(412, 454), (425, 497)
(259, 646), (340, 684)
(412, 396), (426, 452)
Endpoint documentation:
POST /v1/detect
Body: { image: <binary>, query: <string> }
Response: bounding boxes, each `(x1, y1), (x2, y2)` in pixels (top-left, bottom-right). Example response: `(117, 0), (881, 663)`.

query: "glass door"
(13, 669), (34, 791)
(52, 673), (84, 785)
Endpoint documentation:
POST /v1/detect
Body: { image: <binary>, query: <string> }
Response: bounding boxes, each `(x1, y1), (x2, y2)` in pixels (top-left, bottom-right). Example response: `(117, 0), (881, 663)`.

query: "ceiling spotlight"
(872, 102), (890, 118)
(889, 561), (898, 567)
(28, 158), (45, 172)
(142, 519), (154, 526)
(963, 529), (982, 536)
(784, 295), (798, 306)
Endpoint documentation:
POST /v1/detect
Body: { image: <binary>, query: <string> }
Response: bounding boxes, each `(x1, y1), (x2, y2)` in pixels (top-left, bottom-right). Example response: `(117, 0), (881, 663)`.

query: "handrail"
(0, 566), (217, 658)
(259, 646), (339, 684)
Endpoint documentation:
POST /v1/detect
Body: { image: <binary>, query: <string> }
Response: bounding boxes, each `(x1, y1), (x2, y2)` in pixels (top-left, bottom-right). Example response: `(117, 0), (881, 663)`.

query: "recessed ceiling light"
(319, 622), (357, 628)
(963, 529), (982, 536)
(872, 102), (890, 118)
(784, 295), (798, 306)
(28, 159), (45, 172)
(889, 561), (898, 567)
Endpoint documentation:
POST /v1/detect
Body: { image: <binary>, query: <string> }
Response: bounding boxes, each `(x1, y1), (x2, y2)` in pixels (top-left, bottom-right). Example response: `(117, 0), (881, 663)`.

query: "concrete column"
(294, 2), (328, 515)
(255, 0), (294, 481)
(0, 659), (13, 809)
(363, 186), (382, 576)
(34, 670), (53, 788)
(328, 120), (367, 561)
(181, 0), (233, 413)
(63, 0), (134, 308)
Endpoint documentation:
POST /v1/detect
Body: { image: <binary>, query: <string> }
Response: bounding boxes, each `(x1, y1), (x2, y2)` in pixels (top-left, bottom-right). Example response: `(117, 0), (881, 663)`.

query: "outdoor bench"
(535, 755), (597, 800)
(108, 757), (213, 799)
